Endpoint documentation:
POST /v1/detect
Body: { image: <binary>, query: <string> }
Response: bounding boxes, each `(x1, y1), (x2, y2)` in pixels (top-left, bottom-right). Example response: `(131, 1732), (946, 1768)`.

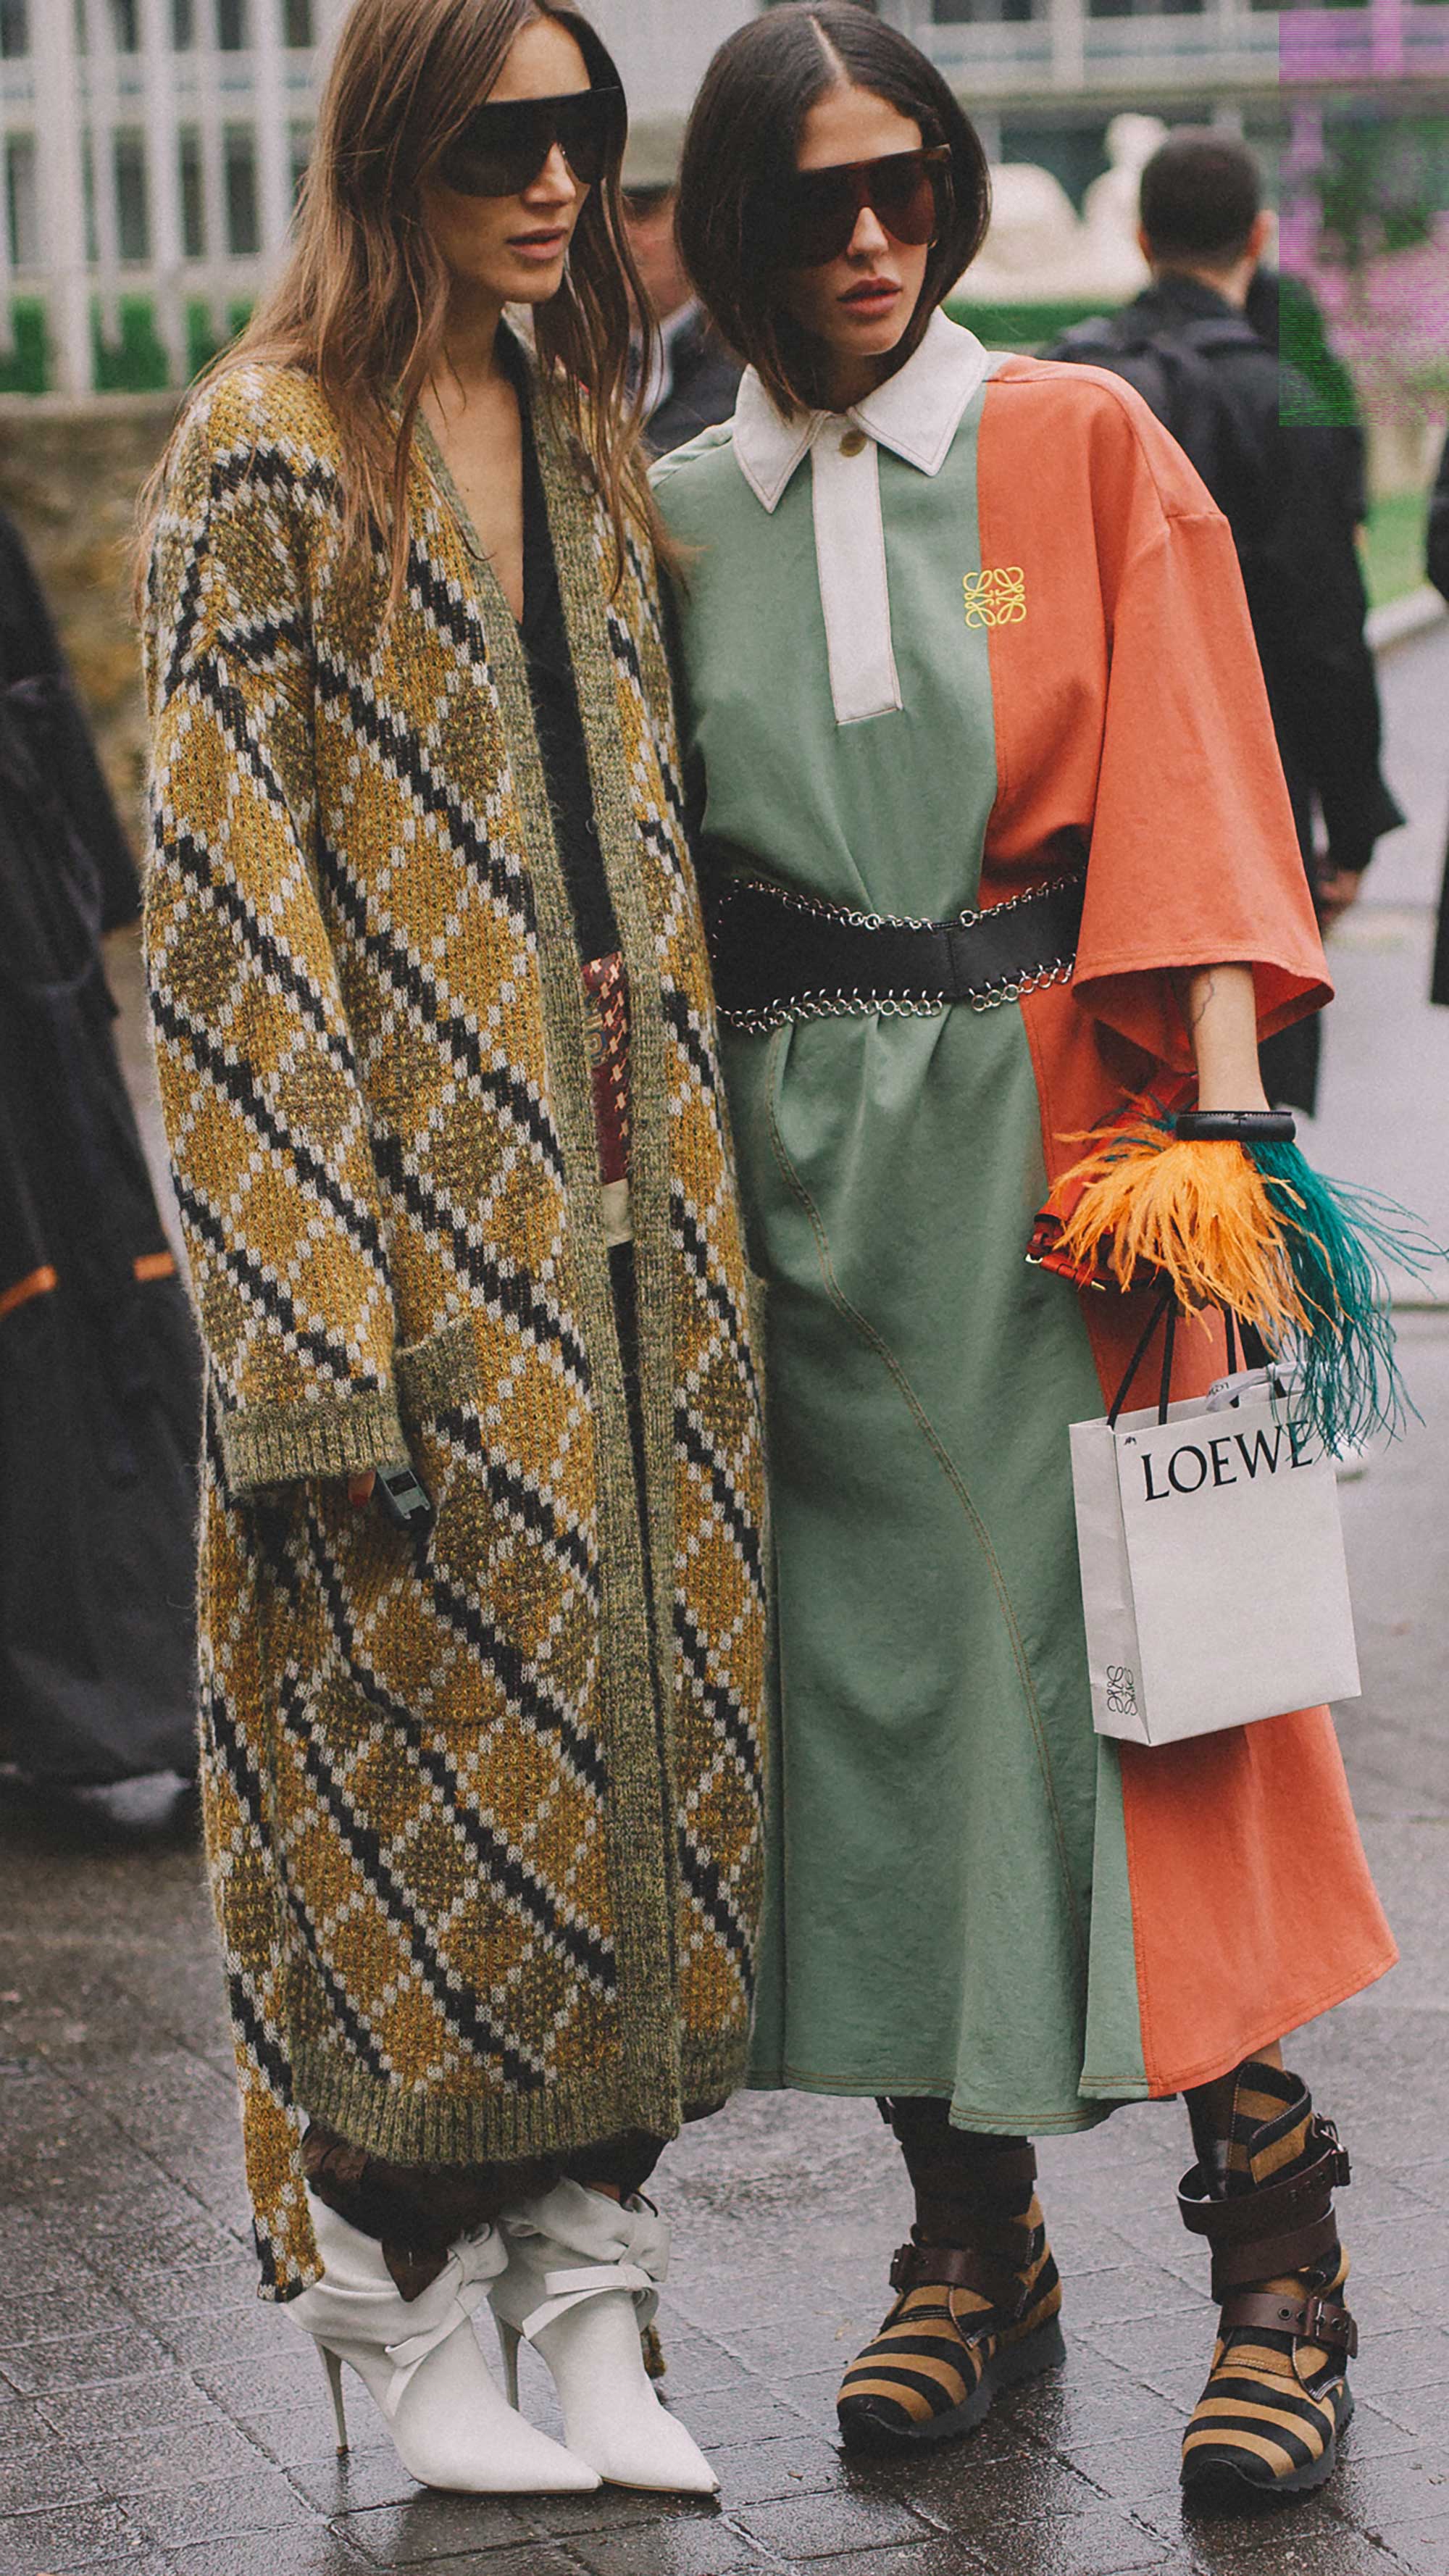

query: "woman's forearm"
(1179, 963), (1269, 1112)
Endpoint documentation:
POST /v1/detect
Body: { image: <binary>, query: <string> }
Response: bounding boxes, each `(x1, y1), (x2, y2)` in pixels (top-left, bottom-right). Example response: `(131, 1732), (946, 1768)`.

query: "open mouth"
(509, 228), (569, 253)
(840, 279), (899, 309)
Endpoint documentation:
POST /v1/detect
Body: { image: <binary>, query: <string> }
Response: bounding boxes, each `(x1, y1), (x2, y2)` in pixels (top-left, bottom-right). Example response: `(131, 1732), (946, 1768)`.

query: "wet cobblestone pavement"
(2, 1309), (1446, 2576)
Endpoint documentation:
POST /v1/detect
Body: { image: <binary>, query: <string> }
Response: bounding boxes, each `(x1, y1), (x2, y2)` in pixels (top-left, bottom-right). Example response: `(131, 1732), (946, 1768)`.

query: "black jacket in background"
(644, 308), (743, 459)
(0, 512), (141, 933)
(1046, 272), (1402, 880)
(0, 507), (201, 1783)
(1244, 266), (1368, 528)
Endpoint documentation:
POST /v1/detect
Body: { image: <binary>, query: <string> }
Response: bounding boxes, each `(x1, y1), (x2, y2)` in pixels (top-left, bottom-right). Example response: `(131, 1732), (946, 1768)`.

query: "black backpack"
(1051, 311), (1273, 551)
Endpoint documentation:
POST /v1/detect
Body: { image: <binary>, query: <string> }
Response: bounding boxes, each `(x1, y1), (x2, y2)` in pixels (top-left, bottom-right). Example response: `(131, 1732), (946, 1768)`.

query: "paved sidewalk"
(2, 1308), (1446, 2576)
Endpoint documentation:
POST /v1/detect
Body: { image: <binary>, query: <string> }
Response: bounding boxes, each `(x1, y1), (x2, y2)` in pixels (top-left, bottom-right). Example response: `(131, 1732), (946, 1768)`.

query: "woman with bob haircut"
(140, 0), (766, 2500)
(656, 0), (1392, 2507)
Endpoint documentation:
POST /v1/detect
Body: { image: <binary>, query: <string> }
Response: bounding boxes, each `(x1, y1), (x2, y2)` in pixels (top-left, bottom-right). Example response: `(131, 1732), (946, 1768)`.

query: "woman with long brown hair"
(141, 0), (766, 2498)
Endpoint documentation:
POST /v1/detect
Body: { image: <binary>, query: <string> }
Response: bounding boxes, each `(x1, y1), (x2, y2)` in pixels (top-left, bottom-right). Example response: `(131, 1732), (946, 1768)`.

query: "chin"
(843, 318), (909, 359)
(508, 274), (567, 307)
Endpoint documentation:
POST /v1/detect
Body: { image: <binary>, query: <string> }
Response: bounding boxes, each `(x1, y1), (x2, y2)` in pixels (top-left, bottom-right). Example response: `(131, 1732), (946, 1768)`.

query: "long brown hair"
(139, 0), (656, 607)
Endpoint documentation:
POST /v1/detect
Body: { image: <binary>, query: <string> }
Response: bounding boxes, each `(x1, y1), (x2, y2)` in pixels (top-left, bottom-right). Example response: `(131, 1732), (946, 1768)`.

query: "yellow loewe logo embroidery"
(963, 567), (1027, 628)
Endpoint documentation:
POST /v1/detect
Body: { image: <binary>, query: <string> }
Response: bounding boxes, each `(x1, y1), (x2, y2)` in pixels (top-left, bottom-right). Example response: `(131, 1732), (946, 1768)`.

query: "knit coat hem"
(290, 2032), (751, 2174)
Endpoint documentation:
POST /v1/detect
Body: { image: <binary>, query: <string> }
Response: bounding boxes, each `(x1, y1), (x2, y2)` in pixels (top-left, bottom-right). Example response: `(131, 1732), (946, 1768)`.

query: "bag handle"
(1222, 1307), (1273, 1382)
(1108, 1287), (1177, 1428)
(1108, 1296), (1272, 1431)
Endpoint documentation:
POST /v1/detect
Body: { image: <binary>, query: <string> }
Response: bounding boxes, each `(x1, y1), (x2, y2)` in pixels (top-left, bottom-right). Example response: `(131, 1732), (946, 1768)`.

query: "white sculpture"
(960, 114), (1166, 305)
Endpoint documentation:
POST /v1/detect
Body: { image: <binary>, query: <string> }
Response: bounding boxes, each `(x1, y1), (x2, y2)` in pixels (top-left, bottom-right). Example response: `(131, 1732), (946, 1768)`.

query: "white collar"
(731, 307), (990, 513)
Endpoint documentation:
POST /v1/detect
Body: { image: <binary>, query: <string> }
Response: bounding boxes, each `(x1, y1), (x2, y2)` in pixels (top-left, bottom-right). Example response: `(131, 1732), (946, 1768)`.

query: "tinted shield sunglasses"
(775, 145), (953, 268)
(436, 86), (626, 199)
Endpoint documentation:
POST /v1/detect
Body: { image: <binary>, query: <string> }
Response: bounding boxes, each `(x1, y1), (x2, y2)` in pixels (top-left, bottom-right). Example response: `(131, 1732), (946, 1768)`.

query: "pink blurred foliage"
(1308, 218), (1449, 428)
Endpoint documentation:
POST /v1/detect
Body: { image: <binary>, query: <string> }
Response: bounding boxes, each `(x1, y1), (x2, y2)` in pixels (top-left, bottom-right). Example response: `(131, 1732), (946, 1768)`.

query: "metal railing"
(913, 0), (1449, 101)
(0, 0), (351, 395)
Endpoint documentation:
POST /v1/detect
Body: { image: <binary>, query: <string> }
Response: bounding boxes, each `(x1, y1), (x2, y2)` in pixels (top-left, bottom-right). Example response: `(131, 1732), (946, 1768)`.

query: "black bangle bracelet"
(1174, 1109), (1297, 1143)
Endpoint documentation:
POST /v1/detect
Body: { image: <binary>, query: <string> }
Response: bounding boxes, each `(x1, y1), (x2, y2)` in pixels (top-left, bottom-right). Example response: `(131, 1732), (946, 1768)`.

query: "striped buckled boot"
(837, 2115), (1064, 2456)
(1179, 2060), (1356, 2502)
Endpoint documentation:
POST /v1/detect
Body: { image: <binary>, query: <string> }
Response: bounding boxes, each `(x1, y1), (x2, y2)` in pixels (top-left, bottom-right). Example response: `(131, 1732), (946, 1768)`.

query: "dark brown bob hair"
(139, 0), (656, 610)
(677, 2), (990, 415)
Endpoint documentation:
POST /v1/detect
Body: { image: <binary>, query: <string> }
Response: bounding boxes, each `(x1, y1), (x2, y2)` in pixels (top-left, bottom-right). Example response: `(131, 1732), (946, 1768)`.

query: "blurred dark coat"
(644, 307), (742, 459)
(1244, 267), (1367, 528)
(0, 509), (199, 1783)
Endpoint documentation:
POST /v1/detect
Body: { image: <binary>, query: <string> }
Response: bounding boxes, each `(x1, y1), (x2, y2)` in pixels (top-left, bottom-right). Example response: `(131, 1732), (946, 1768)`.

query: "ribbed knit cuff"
(220, 1383), (407, 1497)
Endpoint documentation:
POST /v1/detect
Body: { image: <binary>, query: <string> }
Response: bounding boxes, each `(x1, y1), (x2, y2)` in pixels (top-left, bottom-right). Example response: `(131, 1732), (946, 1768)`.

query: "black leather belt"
(703, 852), (1086, 1035)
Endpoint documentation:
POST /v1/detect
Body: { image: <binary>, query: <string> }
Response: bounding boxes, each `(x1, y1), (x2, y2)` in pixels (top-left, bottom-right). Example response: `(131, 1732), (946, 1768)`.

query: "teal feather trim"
(1248, 1140), (1440, 1456)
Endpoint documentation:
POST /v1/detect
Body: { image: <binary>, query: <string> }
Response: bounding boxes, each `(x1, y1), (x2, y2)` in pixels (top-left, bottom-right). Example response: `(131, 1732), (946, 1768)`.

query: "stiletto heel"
(497, 2318), (522, 2409)
(320, 2343), (349, 2454)
(492, 2182), (718, 2494)
(290, 2194), (599, 2493)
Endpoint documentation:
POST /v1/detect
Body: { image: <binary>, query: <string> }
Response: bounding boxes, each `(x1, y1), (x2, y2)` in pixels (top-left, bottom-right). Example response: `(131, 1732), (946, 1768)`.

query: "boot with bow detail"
(288, 2193), (598, 2493)
(837, 2108), (1064, 2456)
(490, 2178), (717, 2494)
(1179, 2060), (1356, 2503)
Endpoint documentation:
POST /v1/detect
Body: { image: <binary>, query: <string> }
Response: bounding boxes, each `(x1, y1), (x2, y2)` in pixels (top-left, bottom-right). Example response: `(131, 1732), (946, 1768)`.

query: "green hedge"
(945, 293), (1106, 348)
(0, 296), (256, 396)
(1362, 490), (1432, 611)
(0, 302), (49, 395)
(0, 288), (1140, 389)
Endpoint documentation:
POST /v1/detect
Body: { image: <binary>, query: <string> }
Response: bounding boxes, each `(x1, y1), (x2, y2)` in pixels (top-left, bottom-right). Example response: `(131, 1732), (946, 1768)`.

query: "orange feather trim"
(1051, 1126), (1309, 1337)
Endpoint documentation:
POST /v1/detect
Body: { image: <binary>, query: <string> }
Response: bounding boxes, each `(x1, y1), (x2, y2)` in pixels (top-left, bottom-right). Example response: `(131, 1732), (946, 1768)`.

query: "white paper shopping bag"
(1069, 1362), (1361, 1748)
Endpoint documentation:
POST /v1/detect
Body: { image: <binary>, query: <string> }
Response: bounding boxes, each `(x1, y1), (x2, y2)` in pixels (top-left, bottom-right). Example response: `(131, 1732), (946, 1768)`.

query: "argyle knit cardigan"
(143, 362), (768, 2299)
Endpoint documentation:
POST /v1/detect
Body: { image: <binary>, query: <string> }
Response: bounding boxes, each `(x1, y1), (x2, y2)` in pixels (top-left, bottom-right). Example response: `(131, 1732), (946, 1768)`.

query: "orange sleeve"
(1068, 398), (1331, 1067)
(977, 362), (1332, 1074)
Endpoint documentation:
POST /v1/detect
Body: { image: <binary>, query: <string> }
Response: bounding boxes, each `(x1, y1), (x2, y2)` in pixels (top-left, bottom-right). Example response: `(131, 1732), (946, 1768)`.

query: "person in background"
(1427, 430), (1449, 1007)
(0, 507), (199, 1790)
(1048, 132), (1403, 1113)
(620, 119), (740, 454)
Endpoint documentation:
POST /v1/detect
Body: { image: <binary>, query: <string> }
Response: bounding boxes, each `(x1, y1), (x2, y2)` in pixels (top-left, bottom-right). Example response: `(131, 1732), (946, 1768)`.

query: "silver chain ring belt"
(703, 847), (1087, 1036)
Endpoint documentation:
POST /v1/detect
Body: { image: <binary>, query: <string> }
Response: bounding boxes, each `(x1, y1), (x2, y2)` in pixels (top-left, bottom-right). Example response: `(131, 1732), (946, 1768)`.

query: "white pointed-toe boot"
(288, 2193), (599, 2493)
(490, 2179), (718, 2495)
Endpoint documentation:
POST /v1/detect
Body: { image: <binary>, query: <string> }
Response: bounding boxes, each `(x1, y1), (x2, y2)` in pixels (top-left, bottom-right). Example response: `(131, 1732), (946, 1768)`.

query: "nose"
(524, 141), (579, 204)
(845, 203), (889, 260)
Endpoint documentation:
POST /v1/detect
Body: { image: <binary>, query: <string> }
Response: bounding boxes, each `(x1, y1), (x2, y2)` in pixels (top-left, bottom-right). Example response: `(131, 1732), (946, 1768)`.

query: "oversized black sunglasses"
(436, 86), (626, 199)
(775, 145), (953, 269)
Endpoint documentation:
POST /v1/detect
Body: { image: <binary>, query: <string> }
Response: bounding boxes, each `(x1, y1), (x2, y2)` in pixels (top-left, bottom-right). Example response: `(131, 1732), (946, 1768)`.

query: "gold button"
(839, 428), (868, 457)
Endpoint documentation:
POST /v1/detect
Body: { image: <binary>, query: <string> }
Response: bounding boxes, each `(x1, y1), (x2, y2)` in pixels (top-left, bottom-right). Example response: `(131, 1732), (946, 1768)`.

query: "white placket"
(809, 420), (903, 728)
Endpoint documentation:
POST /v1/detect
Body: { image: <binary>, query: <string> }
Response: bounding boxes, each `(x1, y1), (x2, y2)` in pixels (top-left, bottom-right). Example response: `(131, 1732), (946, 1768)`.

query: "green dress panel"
(654, 382), (1149, 2133)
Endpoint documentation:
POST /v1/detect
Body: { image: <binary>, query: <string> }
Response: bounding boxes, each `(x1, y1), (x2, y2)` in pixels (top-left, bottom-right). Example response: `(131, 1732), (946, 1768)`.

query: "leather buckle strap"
(1178, 2119), (1349, 2248)
(1208, 2214), (1341, 2298)
(1218, 2288), (1358, 2360)
(1178, 2117), (1350, 2302)
(703, 858), (1087, 1035)
(887, 2239), (1032, 2325)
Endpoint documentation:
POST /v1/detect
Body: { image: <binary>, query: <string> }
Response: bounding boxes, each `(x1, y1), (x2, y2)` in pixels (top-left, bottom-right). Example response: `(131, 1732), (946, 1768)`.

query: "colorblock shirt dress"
(653, 312), (1395, 2135)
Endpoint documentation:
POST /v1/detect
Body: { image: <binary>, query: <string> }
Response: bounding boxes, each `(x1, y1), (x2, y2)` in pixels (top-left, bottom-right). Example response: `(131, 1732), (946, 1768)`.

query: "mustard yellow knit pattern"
(144, 364), (768, 2299)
